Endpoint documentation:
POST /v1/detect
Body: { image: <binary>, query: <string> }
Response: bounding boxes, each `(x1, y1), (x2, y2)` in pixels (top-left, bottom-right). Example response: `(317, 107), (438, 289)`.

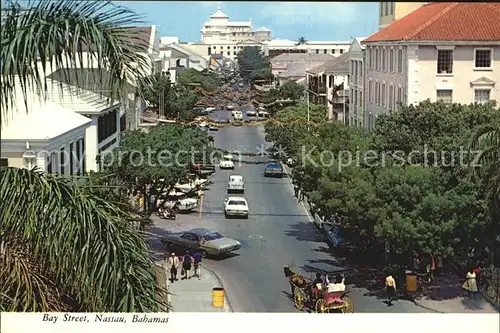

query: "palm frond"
(1, 0), (150, 121)
(0, 167), (170, 312)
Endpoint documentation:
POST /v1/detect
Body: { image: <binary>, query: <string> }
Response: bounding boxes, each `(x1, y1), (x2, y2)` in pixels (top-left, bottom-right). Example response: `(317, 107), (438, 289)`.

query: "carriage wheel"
(293, 289), (305, 311)
(315, 299), (328, 313)
(341, 296), (354, 313)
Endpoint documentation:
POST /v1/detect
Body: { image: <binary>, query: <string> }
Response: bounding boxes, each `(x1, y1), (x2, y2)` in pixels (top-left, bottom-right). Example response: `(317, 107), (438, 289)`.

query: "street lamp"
(22, 141), (36, 169)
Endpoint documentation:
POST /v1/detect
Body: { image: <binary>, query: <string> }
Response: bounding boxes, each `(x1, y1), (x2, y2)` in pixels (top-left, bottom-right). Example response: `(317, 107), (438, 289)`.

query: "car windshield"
(228, 200), (246, 206)
(203, 232), (224, 241)
(266, 163), (281, 169)
(230, 177), (242, 183)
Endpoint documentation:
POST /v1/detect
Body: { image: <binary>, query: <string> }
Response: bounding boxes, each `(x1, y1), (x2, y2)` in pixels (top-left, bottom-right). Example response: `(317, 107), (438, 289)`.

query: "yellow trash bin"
(212, 287), (225, 308)
(406, 274), (418, 292)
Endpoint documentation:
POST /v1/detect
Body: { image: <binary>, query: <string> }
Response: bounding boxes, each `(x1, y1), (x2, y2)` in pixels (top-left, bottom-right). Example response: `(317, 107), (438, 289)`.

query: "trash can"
(406, 274), (418, 292)
(212, 287), (225, 308)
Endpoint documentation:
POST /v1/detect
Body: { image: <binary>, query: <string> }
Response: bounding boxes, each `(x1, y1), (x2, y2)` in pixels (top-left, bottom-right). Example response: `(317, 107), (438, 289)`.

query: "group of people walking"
(167, 250), (203, 283)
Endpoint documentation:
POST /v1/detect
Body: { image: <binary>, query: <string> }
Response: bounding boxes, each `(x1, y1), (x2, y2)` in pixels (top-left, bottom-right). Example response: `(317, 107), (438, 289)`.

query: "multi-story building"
(305, 38), (367, 123)
(363, 2), (500, 129)
(1, 81), (119, 174)
(1, 26), (159, 173)
(201, 8), (271, 60)
(378, 2), (427, 29)
(159, 42), (209, 83)
(348, 38), (366, 127)
(307, 53), (350, 122)
(271, 53), (335, 85)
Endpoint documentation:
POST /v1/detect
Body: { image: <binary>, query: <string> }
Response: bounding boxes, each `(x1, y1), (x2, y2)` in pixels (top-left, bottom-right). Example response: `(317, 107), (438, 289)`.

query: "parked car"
(264, 162), (283, 177)
(161, 228), (241, 257)
(232, 110), (243, 120)
(224, 196), (249, 218)
(246, 110), (257, 117)
(228, 175), (244, 193)
(157, 191), (198, 212)
(227, 105), (235, 110)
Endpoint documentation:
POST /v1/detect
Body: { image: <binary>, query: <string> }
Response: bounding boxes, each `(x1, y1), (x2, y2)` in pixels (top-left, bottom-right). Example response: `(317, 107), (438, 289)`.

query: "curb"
(205, 267), (234, 313)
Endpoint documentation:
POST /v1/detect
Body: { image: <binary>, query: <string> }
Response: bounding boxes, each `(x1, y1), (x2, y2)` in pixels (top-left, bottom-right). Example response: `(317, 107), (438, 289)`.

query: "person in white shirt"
(326, 274), (346, 293)
(167, 252), (180, 283)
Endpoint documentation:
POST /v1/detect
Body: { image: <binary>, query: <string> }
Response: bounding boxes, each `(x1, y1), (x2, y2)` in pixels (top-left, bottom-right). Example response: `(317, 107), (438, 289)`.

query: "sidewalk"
(282, 163), (498, 314)
(166, 265), (231, 313)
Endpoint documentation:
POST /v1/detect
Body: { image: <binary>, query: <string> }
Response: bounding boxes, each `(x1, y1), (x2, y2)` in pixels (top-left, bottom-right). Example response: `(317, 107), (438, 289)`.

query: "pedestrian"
(462, 267), (478, 299)
(385, 272), (397, 306)
(167, 252), (180, 283)
(293, 182), (299, 198)
(181, 251), (193, 280)
(192, 250), (203, 280)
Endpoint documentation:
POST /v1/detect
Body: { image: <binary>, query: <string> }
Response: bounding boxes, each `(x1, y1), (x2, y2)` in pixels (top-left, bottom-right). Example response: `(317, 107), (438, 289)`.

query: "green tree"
(0, 0), (168, 311)
(236, 46), (272, 84)
(278, 81), (305, 100)
(103, 124), (213, 214)
(296, 36), (307, 45)
(178, 68), (220, 91)
(139, 73), (173, 110)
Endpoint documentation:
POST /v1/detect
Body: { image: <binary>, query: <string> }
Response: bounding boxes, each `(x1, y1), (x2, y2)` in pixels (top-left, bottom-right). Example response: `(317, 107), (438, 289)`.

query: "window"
(396, 87), (402, 110)
(340, 49), (344, 54)
(474, 49), (492, 69)
(358, 61), (363, 78)
(375, 82), (380, 105)
(316, 49), (319, 54)
(59, 147), (65, 175)
(397, 49), (403, 73)
(384, 2), (389, 16)
(69, 142), (74, 175)
(382, 83), (386, 106)
(1, 158), (8, 167)
(76, 140), (81, 175)
(474, 89), (491, 104)
(380, 3), (384, 16)
(368, 81), (373, 103)
(375, 48), (380, 70)
(227, 51), (231, 56)
(324, 49), (327, 54)
(390, 2), (394, 15)
(389, 85), (394, 109)
(368, 48), (373, 69)
(354, 89), (358, 107)
(81, 138), (86, 175)
(389, 49), (394, 72)
(354, 60), (358, 77)
(382, 49), (387, 71)
(437, 50), (453, 74)
(359, 91), (363, 107)
(436, 90), (453, 104)
(332, 49), (336, 55)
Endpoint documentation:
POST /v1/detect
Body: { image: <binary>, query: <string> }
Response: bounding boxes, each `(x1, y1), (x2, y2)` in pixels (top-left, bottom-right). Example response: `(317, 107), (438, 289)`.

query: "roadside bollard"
(212, 287), (224, 308)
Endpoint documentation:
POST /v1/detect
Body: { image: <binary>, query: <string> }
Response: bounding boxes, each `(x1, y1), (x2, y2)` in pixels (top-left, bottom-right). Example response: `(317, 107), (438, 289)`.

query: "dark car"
(264, 162), (283, 177)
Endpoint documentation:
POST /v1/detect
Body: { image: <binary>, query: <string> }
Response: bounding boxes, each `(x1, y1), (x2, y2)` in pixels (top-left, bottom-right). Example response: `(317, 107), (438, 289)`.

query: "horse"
(283, 266), (307, 296)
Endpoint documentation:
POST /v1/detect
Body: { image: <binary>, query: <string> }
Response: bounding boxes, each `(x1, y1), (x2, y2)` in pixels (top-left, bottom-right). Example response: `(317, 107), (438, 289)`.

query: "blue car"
(264, 162), (283, 177)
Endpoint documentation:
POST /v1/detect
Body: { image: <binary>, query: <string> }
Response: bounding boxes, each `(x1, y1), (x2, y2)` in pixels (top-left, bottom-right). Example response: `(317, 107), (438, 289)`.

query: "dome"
(210, 7), (228, 19)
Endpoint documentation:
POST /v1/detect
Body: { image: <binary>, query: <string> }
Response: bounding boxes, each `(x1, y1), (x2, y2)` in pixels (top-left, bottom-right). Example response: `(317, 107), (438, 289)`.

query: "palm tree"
(1, 0), (169, 312)
(296, 36), (307, 45)
(469, 124), (500, 208)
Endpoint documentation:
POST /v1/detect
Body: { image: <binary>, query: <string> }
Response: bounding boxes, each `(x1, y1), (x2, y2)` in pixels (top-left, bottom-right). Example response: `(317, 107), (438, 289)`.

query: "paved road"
(195, 112), (430, 313)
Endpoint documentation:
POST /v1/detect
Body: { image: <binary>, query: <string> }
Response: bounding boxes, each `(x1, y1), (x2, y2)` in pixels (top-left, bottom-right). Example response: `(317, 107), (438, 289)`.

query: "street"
(155, 108), (432, 313)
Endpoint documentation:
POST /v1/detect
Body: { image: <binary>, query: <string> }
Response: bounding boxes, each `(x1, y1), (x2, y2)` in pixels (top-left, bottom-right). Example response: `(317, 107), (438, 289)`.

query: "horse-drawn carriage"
(284, 262), (354, 313)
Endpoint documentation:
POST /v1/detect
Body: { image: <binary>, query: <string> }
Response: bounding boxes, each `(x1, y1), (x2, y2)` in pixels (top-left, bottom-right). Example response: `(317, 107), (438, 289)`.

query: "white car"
(224, 197), (249, 218)
(231, 110), (243, 120)
(228, 175), (244, 193)
(227, 105), (235, 110)
(220, 155), (235, 170)
(246, 110), (257, 117)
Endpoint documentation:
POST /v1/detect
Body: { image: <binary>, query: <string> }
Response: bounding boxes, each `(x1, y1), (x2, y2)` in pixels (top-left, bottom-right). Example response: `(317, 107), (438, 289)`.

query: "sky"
(115, 1), (379, 42)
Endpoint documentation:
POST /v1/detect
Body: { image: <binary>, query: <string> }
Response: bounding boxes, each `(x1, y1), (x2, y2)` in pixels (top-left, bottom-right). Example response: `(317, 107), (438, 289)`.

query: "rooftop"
(210, 8), (228, 19)
(277, 60), (330, 78)
(363, 2), (500, 43)
(308, 52), (351, 75)
(2, 83), (94, 140)
(77, 26), (154, 52)
(270, 53), (335, 63)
